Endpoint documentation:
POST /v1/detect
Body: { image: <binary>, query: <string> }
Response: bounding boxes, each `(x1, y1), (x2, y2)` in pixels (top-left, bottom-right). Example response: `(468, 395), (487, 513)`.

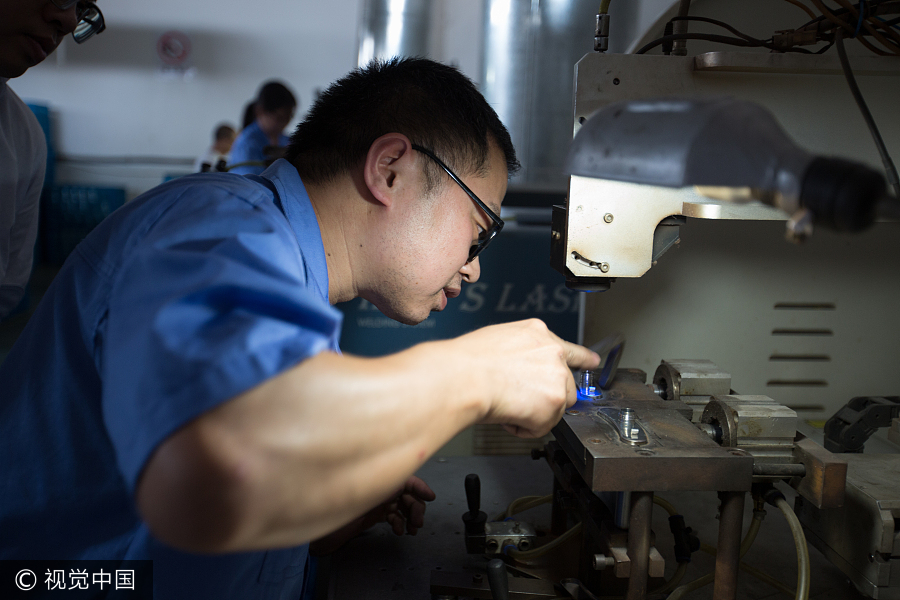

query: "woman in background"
(229, 80), (297, 175)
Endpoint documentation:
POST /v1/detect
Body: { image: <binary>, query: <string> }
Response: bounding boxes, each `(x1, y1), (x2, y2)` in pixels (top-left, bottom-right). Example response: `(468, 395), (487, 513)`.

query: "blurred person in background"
(194, 122), (236, 172)
(240, 99), (256, 129)
(0, 0), (104, 319)
(229, 80), (296, 175)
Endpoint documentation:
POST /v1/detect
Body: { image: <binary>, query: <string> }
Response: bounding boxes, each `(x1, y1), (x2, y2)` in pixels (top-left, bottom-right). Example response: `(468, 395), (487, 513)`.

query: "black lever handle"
(462, 473), (487, 550)
(486, 558), (510, 600)
(465, 473), (481, 514)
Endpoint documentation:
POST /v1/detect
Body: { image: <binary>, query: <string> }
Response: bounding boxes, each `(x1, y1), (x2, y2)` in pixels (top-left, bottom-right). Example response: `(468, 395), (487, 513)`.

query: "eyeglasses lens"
(51, 1), (104, 43)
(73, 5), (104, 43)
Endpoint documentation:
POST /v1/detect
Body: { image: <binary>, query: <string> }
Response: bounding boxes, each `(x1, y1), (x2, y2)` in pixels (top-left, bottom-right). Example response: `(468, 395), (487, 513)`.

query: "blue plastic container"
(41, 185), (126, 265)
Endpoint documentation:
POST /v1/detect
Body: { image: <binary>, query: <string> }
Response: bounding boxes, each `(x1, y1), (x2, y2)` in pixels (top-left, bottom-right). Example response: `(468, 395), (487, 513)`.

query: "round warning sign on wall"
(156, 30), (192, 66)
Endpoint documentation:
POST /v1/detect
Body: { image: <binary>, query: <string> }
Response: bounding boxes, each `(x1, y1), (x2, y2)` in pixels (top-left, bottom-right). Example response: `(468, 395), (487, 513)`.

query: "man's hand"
(310, 476), (435, 555)
(450, 319), (600, 439)
(363, 475), (436, 536)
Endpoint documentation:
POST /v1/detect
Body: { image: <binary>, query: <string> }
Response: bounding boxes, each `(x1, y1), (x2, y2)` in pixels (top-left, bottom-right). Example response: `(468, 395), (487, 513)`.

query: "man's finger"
(409, 499), (427, 529)
(386, 513), (404, 536)
(403, 476), (436, 502)
(565, 370), (577, 407)
(542, 327), (599, 370)
(562, 339), (600, 370)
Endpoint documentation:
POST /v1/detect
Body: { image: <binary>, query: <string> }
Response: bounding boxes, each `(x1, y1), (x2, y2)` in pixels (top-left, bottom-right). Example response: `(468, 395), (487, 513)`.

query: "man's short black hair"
(285, 57), (519, 189)
(256, 80), (297, 114)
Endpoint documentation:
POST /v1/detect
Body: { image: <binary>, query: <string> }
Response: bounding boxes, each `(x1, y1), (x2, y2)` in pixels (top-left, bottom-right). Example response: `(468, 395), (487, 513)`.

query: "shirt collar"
(260, 159), (330, 304)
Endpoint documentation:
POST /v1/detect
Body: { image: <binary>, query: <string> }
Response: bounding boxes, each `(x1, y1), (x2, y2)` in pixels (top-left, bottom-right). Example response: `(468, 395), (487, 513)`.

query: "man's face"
(0, 0), (80, 78)
(366, 142), (509, 325)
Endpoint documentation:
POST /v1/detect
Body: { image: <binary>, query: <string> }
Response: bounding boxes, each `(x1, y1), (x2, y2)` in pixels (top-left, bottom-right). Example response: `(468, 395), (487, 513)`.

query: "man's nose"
(460, 256), (480, 284)
(45, 2), (80, 36)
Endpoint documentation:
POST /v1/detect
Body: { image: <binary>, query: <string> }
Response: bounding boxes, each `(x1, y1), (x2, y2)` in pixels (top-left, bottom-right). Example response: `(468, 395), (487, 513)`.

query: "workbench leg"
(551, 476), (568, 536)
(625, 491), (653, 600)
(713, 491), (745, 600)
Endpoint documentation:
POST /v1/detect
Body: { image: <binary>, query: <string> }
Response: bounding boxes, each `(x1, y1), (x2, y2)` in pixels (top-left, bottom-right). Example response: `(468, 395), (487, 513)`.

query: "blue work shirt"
(0, 159), (342, 599)
(229, 121), (291, 176)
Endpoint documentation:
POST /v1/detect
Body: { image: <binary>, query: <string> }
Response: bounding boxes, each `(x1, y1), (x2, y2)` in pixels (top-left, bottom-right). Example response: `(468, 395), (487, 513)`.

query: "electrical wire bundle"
(636, 0), (900, 55)
(790, 0), (900, 55)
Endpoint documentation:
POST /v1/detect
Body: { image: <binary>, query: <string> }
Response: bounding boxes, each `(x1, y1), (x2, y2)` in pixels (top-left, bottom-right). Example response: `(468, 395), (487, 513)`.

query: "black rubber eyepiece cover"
(799, 157), (885, 232)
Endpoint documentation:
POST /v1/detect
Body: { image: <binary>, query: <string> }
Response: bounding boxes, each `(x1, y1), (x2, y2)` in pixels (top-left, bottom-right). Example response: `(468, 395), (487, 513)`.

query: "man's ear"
(363, 133), (416, 208)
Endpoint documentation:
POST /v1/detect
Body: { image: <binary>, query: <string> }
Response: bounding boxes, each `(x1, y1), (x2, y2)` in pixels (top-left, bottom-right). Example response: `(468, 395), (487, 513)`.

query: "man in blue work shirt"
(0, 57), (600, 598)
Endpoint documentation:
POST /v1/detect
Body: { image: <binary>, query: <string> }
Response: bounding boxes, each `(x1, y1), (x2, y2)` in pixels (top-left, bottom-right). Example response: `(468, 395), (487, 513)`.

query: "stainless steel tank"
(358, 0), (434, 66)
(358, 0), (597, 194)
(482, 0), (598, 193)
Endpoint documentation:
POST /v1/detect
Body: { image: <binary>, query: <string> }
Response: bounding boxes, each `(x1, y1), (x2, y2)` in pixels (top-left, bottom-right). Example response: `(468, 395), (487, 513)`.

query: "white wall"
(8, 0), (889, 198)
(12, 1), (362, 157)
(7, 0), (485, 198)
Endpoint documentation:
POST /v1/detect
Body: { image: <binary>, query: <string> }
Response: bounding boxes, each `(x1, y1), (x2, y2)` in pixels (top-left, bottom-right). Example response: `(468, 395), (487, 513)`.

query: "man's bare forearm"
(136, 340), (485, 552)
(135, 319), (598, 553)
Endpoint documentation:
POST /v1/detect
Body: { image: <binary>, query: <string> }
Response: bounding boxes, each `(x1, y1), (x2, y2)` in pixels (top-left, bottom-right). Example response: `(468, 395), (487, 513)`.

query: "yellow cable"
(653, 495), (678, 517)
(495, 494), (551, 521)
(774, 496), (811, 600)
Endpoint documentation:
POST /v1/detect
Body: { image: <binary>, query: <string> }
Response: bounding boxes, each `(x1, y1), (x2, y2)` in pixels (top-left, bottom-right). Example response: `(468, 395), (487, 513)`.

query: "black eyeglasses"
(50, 0), (106, 44)
(412, 144), (504, 263)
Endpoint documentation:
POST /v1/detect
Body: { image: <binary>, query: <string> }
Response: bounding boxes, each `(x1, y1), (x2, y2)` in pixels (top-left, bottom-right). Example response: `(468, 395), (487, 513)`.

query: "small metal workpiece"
(597, 407), (648, 445)
(619, 408), (637, 440)
(578, 369), (602, 400)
